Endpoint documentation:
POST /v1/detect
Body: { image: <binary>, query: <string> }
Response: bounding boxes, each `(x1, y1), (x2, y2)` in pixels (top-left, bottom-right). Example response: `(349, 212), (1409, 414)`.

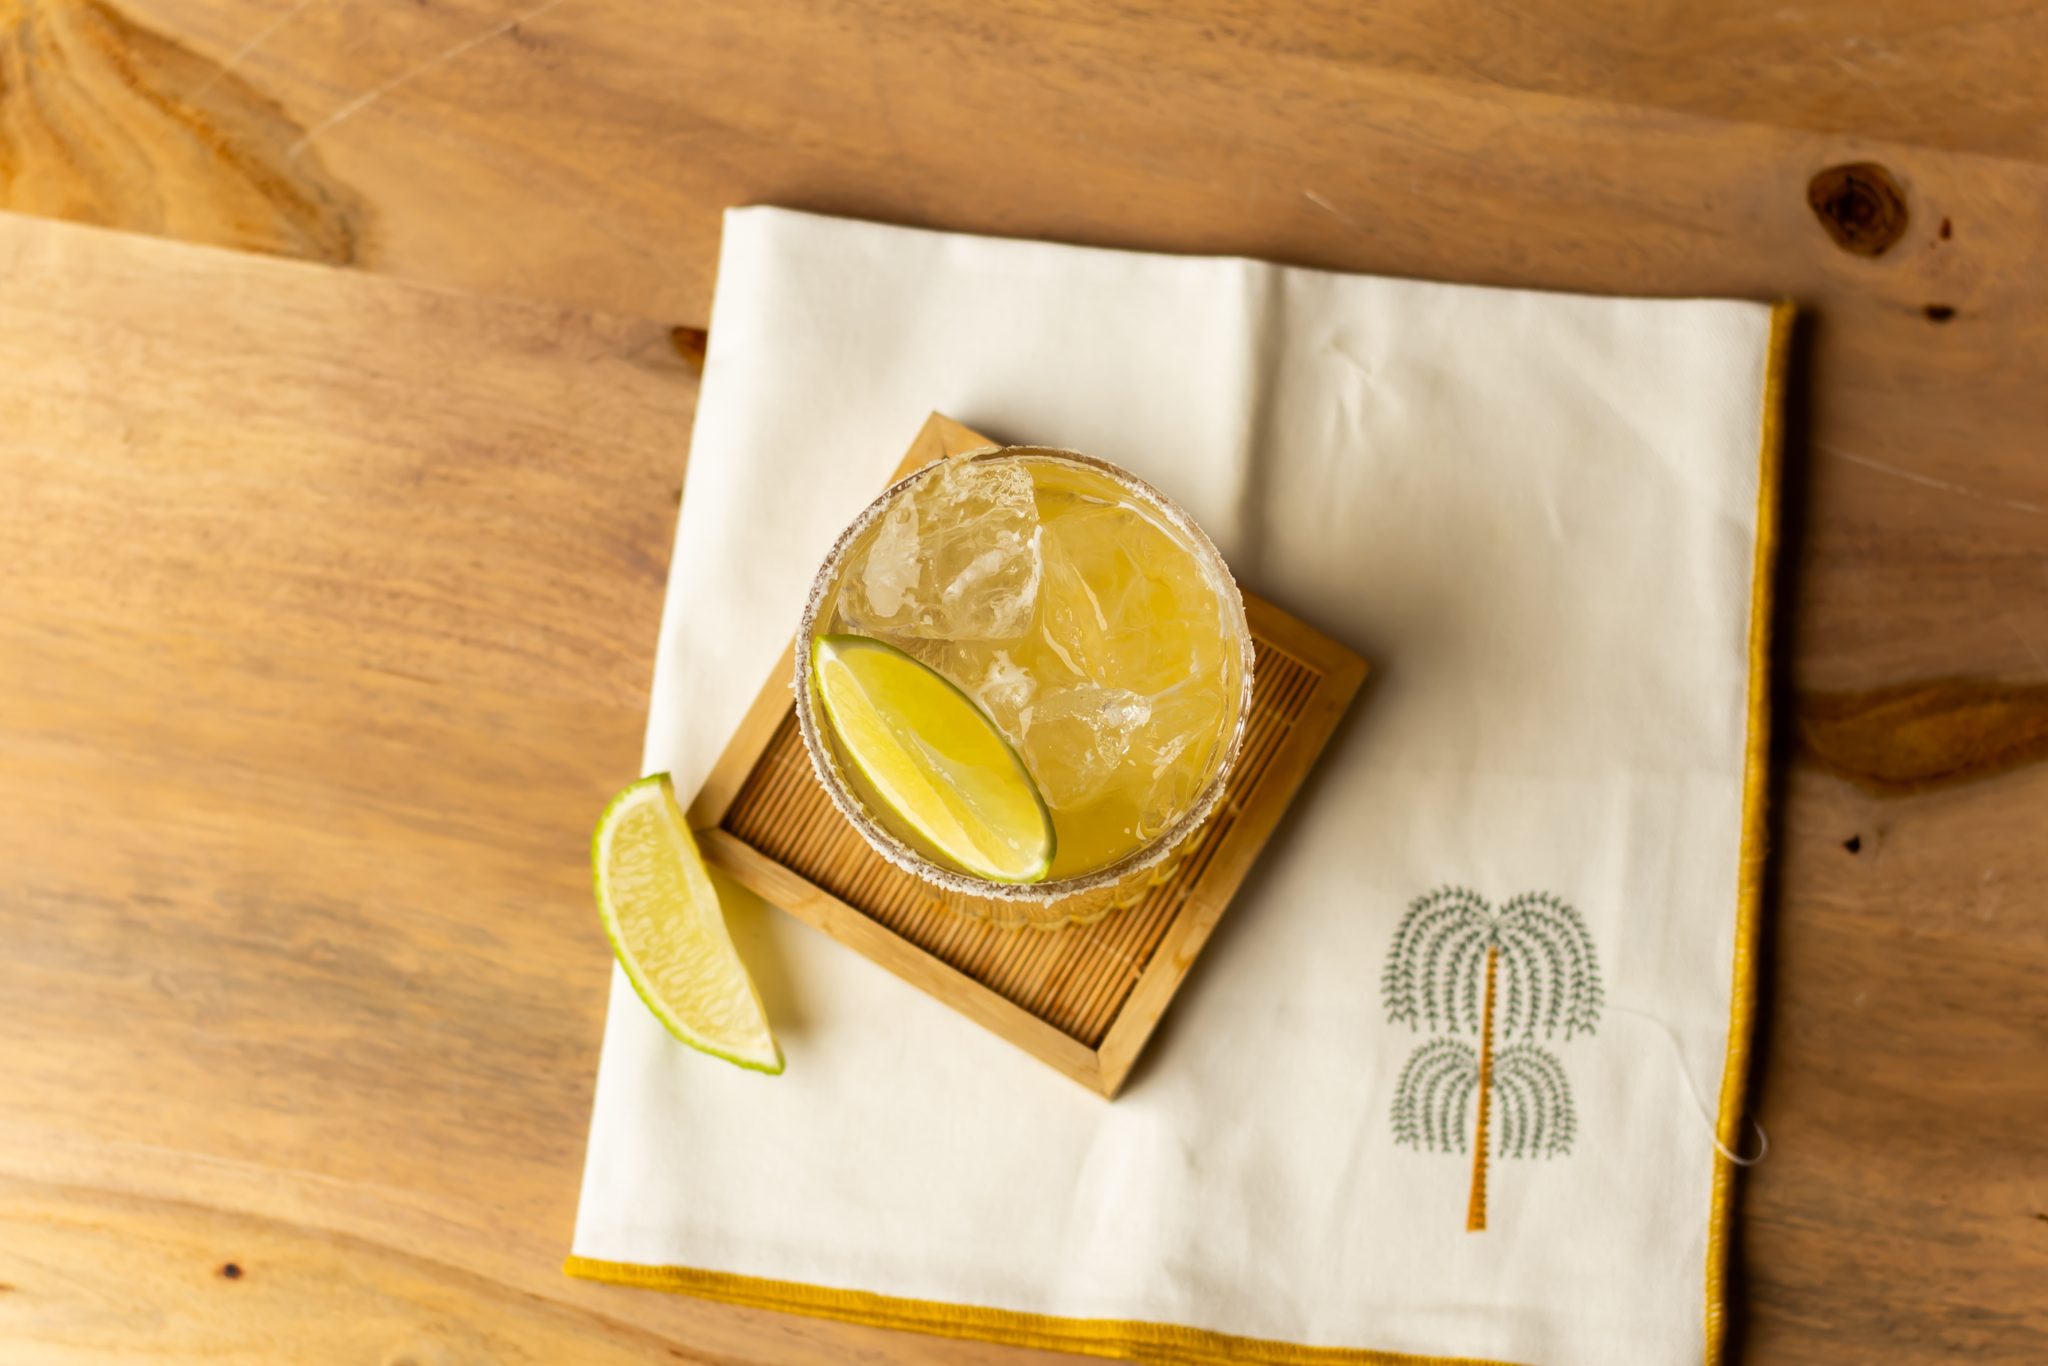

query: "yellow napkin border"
(1702, 297), (1793, 1363)
(568, 302), (1795, 1366)
(562, 1256), (1519, 1365)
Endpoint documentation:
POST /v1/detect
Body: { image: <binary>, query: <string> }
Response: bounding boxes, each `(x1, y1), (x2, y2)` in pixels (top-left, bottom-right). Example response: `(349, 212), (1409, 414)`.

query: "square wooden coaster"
(688, 414), (1368, 1097)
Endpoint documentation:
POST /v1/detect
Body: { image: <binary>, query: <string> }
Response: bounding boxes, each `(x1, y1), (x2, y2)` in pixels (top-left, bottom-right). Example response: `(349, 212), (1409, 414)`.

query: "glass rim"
(792, 444), (1256, 905)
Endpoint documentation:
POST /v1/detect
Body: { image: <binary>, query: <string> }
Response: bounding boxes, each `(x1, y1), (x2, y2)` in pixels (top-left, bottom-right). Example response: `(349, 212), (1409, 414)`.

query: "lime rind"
(591, 774), (783, 1075)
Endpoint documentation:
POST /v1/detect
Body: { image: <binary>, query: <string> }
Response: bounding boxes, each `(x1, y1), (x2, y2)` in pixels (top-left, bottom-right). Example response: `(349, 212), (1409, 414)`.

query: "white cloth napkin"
(571, 208), (1784, 1366)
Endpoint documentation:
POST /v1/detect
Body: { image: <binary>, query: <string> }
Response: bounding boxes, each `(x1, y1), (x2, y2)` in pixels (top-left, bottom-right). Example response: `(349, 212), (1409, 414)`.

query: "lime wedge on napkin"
(811, 634), (1054, 882)
(592, 774), (782, 1074)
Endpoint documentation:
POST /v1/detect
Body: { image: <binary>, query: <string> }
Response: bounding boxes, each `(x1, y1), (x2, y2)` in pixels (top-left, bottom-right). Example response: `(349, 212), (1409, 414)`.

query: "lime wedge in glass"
(812, 634), (1055, 883)
(591, 774), (782, 1074)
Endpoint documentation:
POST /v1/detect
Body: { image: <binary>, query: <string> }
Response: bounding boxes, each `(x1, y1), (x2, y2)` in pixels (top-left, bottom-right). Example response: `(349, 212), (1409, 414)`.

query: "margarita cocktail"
(796, 446), (1252, 927)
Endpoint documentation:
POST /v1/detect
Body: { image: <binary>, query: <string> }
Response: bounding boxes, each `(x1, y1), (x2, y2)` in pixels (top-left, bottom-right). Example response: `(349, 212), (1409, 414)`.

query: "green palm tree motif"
(1383, 887), (1602, 1231)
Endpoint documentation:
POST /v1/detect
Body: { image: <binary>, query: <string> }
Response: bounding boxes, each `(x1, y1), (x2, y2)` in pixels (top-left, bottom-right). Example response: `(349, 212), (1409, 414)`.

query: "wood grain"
(1797, 679), (2048, 793)
(6, 1), (2044, 694)
(0, 211), (1083, 1366)
(0, 0), (364, 262)
(1, 2), (2045, 1361)
(22, 0), (2039, 754)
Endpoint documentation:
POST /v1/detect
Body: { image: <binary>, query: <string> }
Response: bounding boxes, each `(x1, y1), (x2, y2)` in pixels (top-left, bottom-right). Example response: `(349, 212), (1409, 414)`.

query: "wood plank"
(14, 0), (2037, 766)
(1, 2), (2044, 1360)
(0, 210), (1085, 1366)
(16, 1), (2048, 305)
(8, 4), (2044, 714)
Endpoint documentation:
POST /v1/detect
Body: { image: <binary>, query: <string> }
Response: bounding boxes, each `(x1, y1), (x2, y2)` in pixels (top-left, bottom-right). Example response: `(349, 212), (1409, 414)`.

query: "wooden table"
(3, 3), (2043, 1362)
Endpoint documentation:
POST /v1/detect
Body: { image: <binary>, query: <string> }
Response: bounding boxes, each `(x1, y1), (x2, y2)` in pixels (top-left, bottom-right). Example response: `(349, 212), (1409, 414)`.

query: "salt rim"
(792, 445), (1256, 906)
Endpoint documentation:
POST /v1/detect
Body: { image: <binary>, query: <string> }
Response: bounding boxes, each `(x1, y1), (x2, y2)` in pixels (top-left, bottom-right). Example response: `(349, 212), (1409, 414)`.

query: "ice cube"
(1128, 683), (1229, 838)
(1016, 685), (1152, 808)
(845, 460), (1041, 640)
(968, 648), (1036, 734)
(1035, 497), (1218, 697)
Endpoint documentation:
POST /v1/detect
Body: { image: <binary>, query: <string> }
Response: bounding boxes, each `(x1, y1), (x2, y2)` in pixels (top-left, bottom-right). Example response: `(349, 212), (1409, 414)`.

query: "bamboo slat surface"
(702, 416), (1366, 1094)
(722, 636), (1323, 1050)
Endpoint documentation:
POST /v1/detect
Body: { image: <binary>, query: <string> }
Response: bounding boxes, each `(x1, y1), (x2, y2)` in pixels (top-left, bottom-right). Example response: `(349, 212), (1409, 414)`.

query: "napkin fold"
(570, 208), (1786, 1366)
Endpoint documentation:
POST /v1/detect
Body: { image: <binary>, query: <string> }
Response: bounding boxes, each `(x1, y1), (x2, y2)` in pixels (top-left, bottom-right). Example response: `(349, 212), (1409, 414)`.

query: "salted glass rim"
(792, 444), (1256, 905)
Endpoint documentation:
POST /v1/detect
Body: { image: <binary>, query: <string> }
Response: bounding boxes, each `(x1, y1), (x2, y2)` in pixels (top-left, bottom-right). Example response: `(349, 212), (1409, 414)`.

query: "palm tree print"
(1383, 887), (1602, 1231)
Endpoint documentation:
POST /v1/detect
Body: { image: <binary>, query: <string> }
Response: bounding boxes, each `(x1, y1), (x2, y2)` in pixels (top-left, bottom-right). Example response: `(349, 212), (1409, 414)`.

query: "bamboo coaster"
(689, 414), (1369, 1097)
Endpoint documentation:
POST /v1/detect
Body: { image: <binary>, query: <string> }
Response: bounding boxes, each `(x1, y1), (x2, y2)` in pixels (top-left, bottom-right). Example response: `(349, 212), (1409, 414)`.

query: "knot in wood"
(1807, 163), (1909, 256)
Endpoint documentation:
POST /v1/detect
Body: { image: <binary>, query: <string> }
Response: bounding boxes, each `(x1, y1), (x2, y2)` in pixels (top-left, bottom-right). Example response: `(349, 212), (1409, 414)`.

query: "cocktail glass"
(795, 446), (1253, 929)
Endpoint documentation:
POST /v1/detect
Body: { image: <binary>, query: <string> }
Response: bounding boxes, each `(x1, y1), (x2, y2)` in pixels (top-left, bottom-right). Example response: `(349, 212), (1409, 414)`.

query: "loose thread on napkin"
(1607, 1004), (1769, 1166)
